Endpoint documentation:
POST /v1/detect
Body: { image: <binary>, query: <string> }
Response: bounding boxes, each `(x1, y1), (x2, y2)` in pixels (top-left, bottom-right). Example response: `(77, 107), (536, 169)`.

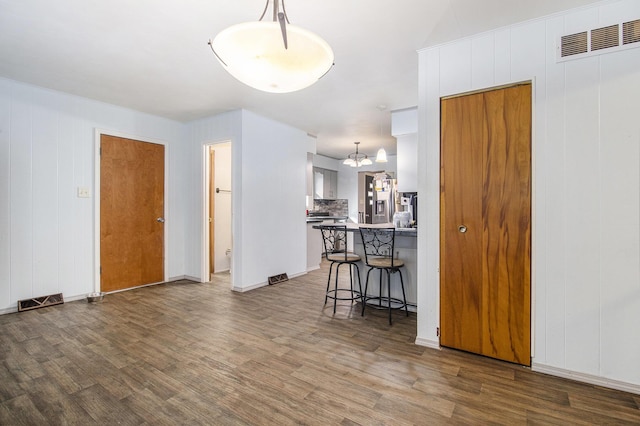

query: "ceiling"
(0, 0), (601, 159)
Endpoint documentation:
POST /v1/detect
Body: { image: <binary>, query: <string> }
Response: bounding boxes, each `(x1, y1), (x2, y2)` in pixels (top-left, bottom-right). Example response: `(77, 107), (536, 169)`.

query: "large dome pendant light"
(208, 0), (334, 93)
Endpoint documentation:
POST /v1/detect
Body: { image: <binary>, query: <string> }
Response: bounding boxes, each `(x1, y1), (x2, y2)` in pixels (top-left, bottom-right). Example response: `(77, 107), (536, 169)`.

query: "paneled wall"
(417, 0), (640, 391)
(0, 78), (309, 311)
(0, 78), (185, 313)
(239, 110), (308, 288)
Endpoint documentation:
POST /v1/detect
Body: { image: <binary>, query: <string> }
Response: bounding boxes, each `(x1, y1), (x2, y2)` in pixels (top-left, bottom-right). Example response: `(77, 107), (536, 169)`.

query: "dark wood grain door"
(440, 83), (531, 365)
(100, 135), (165, 292)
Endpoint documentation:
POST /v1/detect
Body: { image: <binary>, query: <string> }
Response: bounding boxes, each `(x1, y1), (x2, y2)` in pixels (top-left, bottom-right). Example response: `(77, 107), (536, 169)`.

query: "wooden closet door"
(440, 92), (485, 355)
(440, 84), (531, 366)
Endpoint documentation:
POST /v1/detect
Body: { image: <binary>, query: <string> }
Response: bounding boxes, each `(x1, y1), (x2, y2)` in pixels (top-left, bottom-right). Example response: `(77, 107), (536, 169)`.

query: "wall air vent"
(558, 18), (640, 62)
(561, 32), (588, 57)
(623, 19), (640, 45)
(591, 24), (619, 51)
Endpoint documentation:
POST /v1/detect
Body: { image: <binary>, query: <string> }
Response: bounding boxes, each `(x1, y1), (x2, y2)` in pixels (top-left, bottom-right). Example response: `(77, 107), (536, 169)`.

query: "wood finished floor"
(1, 263), (639, 425)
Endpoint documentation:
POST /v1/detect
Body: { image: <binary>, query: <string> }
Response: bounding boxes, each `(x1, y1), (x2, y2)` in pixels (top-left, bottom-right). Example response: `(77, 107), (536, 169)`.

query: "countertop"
(306, 216), (349, 223)
(312, 222), (417, 237)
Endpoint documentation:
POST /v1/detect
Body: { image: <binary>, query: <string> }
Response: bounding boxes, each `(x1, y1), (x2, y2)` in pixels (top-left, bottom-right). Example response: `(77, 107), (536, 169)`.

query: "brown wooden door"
(100, 135), (165, 292)
(440, 83), (531, 366)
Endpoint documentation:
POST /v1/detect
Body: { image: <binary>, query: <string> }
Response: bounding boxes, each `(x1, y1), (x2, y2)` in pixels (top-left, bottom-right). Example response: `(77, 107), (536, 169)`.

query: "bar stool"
(359, 227), (409, 325)
(319, 225), (363, 314)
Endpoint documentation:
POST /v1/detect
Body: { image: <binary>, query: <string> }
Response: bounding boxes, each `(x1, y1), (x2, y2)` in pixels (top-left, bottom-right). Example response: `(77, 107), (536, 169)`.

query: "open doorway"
(204, 142), (232, 281)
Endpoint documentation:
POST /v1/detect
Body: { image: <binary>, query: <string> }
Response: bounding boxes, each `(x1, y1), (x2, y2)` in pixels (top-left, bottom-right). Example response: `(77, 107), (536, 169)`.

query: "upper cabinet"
(313, 167), (338, 199)
(392, 107), (418, 193)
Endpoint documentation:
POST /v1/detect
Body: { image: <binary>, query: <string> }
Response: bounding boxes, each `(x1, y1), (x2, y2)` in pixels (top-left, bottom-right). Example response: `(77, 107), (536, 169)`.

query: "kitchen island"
(312, 223), (417, 310)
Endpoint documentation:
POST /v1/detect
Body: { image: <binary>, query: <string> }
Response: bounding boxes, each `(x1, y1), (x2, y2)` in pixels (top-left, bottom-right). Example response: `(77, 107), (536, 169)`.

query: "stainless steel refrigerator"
(358, 172), (397, 224)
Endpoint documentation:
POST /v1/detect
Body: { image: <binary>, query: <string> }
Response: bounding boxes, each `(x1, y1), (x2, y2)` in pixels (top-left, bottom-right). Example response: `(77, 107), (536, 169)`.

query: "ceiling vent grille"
(558, 18), (640, 61)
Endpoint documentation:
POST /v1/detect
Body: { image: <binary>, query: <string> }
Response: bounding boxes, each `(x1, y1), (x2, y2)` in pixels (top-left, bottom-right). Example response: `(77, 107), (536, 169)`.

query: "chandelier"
(343, 142), (373, 168)
(208, 0), (334, 93)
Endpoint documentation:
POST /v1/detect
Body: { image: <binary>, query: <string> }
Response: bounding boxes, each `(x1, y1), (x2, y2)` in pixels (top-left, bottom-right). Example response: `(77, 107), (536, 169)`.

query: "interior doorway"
(204, 142), (232, 281)
(209, 148), (216, 275)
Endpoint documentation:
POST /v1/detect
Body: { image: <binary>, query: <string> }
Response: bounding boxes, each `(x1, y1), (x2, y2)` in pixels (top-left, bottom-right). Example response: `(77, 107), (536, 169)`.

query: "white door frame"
(201, 140), (232, 284)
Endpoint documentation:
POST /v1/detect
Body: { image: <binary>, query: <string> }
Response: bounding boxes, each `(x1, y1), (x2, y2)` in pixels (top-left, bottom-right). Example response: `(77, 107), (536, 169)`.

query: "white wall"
(418, 0), (640, 392)
(186, 109), (308, 291)
(240, 110), (308, 288)
(0, 78), (186, 313)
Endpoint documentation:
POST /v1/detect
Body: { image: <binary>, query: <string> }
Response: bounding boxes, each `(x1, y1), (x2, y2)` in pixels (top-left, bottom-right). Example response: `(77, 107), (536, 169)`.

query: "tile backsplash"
(312, 199), (348, 217)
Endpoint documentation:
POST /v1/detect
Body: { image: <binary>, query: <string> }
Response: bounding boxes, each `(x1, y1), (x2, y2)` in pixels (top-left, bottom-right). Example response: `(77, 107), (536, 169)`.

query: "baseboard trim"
(233, 281), (268, 292)
(232, 271), (307, 293)
(306, 265), (320, 272)
(167, 275), (201, 283)
(0, 306), (17, 315)
(65, 294), (89, 303)
(415, 337), (441, 350)
(532, 363), (640, 395)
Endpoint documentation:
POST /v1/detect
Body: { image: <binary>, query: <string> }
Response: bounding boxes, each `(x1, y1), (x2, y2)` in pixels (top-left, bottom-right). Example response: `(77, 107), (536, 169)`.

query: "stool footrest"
(326, 288), (362, 302)
(363, 296), (406, 310)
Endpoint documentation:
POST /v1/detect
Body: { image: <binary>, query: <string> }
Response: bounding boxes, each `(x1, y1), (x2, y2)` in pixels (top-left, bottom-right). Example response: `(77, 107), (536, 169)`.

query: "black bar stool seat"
(359, 227), (409, 325)
(319, 225), (363, 314)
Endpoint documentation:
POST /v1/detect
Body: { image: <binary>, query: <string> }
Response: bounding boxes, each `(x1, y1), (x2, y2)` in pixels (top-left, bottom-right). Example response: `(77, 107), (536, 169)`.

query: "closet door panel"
(482, 85), (531, 365)
(440, 92), (485, 354)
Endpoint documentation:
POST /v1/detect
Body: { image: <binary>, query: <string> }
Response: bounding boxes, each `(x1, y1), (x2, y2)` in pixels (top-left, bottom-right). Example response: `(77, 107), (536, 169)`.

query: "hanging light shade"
(374, 106), (389, 163)
(209, 0), (334, 93)
(343, 142), (373, 168)
(375, 148), (388, 163)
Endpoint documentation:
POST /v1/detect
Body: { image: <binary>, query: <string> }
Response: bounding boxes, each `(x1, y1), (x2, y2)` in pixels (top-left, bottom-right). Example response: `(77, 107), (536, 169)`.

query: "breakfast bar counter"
(312, 223), (417, 310)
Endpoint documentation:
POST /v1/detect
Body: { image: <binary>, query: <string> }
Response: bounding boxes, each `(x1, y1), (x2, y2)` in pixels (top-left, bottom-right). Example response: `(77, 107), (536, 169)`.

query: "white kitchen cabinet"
(313, 167), (337, 199)
(392, 107), (418, 192)
(396, 133), (418, 192)
(324, 169), (337, 199)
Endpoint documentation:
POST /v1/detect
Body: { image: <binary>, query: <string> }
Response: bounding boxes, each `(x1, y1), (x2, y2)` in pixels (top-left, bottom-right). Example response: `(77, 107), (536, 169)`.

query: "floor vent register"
(268, 273), (289, 285)
(18, 293), (64, 312)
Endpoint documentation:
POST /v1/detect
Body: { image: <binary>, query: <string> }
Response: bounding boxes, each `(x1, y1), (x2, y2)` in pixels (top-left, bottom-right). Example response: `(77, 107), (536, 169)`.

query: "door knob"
(458, 225), (467, 233)
(157, 217), (165, 223)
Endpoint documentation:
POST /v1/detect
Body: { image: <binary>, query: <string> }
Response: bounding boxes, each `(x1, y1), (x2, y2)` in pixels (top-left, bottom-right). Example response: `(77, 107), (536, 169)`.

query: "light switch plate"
(77, 187), (91, 198)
